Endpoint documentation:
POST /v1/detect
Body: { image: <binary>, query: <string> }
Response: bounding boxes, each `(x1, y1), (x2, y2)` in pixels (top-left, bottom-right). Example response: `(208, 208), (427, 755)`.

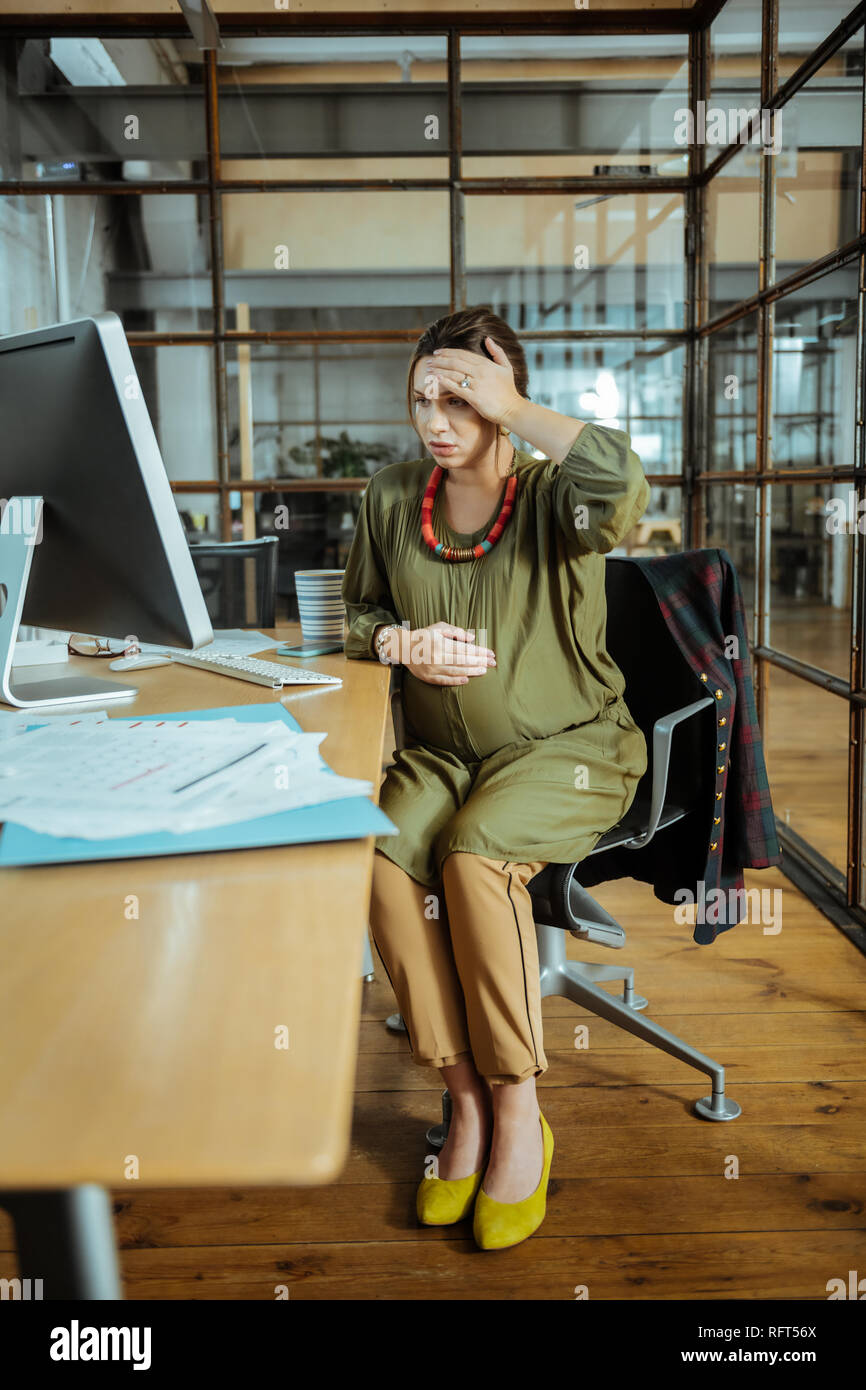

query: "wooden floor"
(2, 865), (864, 1299)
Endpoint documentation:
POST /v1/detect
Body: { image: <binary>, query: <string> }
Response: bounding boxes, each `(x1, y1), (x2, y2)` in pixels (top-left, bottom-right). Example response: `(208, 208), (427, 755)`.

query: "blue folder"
(0, 702), (398, 868)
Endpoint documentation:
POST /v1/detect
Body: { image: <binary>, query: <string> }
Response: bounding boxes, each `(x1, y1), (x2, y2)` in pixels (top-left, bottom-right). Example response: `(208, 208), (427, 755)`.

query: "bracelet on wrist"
(375, 624), (399, 664)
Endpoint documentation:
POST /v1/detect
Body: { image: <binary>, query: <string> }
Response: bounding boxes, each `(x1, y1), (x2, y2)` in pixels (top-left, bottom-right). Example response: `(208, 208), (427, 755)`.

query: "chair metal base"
(535, 922), (740, 1121)
(694, 1093), (742, 1121)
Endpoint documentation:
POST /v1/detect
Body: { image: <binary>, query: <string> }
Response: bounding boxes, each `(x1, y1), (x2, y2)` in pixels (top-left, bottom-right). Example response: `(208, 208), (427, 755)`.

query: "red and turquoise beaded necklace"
(421, 461), (518, 562)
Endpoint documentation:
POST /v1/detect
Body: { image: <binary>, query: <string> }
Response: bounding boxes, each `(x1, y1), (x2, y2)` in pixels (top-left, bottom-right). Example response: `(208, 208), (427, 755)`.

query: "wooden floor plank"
(19, 1171), (865, 1250)
(110, 1229), (866, 1300)
(351, 1046), (866, 1090)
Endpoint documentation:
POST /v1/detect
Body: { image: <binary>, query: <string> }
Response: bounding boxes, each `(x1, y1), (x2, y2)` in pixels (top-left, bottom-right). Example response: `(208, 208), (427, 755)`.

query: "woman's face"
(411, 356), (496, 470)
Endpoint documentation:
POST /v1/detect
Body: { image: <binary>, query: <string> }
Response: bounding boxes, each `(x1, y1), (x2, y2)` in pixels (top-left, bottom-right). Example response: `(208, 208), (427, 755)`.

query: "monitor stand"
(0, 497), (138, 709)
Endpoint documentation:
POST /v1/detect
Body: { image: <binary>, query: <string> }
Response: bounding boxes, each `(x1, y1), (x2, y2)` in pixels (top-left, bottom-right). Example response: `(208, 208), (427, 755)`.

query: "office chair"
(382, 554), (742, 1148)
(258, 490), (330, 615)
(188, 537), (278, 629)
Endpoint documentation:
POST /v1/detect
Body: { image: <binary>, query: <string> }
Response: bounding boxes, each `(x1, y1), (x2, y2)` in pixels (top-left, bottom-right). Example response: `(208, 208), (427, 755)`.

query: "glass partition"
(465, 192), (686, 333)
(703, 483), (757, 614)
(705, 311), (759, 472)
(774, 35), (863, 280)
(222, 191), (451, 333)
(224, 340), (418, 483)
(770, 265), (859, 471)
(214, 34), (450, 178)
(0, 37), (207, 183)
(710, 0), (765, 109)
(0, 192), (212, 337)
(777, 2), (862, 80)
(705, 144), (761, 321)
(767, 479), (853, 681)
(764, 665), (849, 874)
(460, 33), (689, 179)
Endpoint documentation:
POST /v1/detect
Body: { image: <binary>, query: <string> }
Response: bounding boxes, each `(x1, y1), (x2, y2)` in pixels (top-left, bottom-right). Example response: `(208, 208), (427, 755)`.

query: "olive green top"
(341, 422), (650, 885)
(341, 422), (651, 764)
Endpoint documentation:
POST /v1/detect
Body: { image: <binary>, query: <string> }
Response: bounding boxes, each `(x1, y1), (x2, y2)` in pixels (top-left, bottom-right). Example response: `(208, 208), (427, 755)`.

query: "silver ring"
(461, 375), (471, 388)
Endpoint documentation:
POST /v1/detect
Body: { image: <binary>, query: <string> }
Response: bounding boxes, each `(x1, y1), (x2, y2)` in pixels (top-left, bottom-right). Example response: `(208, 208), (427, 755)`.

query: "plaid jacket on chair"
(577, 547), (783, 945)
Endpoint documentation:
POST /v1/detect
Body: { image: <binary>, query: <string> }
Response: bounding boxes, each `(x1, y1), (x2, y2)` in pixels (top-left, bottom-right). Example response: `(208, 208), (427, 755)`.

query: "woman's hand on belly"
(394, 620), (496, 686)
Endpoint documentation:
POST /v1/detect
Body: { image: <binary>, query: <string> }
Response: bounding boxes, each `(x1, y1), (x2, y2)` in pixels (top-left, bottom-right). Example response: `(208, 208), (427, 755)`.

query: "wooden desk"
(0, 628), (391, 1296)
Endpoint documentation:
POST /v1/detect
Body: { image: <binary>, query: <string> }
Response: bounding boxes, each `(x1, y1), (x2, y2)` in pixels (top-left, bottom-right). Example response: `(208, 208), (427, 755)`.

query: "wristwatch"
(374, 624), (399, 664)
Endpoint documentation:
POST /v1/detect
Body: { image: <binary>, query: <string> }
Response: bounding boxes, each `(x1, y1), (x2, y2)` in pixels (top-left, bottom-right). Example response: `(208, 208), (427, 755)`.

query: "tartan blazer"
(576, 546), (783, 945)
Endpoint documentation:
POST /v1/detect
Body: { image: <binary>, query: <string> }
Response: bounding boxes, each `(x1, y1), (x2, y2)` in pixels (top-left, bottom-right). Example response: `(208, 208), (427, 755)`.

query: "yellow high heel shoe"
(416, 1155), (487, 1226)
(473, 1112), (554, 1251)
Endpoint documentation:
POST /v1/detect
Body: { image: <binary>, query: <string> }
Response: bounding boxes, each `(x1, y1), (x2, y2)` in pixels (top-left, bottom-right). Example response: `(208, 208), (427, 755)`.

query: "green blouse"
(341, 421), (651, 764)
(340, 422), (650, 885)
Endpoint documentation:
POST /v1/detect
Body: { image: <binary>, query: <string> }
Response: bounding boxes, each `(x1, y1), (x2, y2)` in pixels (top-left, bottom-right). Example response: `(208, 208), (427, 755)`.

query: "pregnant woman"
(341, 306), (649, 1251)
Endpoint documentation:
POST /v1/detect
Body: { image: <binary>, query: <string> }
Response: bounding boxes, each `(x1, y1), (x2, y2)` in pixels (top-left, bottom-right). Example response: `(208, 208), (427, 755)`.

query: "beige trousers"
(368, 847), (549, 1085)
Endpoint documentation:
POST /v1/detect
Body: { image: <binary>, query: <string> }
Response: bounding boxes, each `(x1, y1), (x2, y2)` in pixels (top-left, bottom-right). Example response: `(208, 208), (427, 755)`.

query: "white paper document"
(0, 709), (111, 740)
(0, 717), (373, 839)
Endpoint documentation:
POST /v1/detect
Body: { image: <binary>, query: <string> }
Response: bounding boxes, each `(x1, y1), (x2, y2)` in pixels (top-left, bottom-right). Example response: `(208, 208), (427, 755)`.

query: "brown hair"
(406, 306), (530, 479)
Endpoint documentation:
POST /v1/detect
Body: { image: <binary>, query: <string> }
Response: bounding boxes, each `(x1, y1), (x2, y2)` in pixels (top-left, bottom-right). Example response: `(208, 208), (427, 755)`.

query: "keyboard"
(169, 651), (342, 689)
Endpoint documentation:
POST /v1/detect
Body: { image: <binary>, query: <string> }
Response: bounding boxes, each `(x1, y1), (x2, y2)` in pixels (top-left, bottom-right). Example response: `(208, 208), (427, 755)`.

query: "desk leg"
(0, 1185), (123, 1300)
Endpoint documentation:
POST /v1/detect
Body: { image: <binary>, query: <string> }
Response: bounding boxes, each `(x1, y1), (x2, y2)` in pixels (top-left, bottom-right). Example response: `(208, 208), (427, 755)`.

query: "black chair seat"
(527, 800), (688, 933)
(592, 796), (687, 852)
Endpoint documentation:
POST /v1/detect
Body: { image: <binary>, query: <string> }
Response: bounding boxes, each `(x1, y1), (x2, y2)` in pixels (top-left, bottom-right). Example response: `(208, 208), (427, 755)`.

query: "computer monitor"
(0, 312), (213, 708)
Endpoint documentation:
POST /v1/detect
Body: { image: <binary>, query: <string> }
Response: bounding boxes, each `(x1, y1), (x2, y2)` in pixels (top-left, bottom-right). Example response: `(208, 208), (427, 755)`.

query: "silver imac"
(0, 312), (213, 708)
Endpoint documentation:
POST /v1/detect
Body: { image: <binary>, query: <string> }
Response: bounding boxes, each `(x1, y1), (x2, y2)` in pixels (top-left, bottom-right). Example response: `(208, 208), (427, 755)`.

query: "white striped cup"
(295, 569), (346, 641)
